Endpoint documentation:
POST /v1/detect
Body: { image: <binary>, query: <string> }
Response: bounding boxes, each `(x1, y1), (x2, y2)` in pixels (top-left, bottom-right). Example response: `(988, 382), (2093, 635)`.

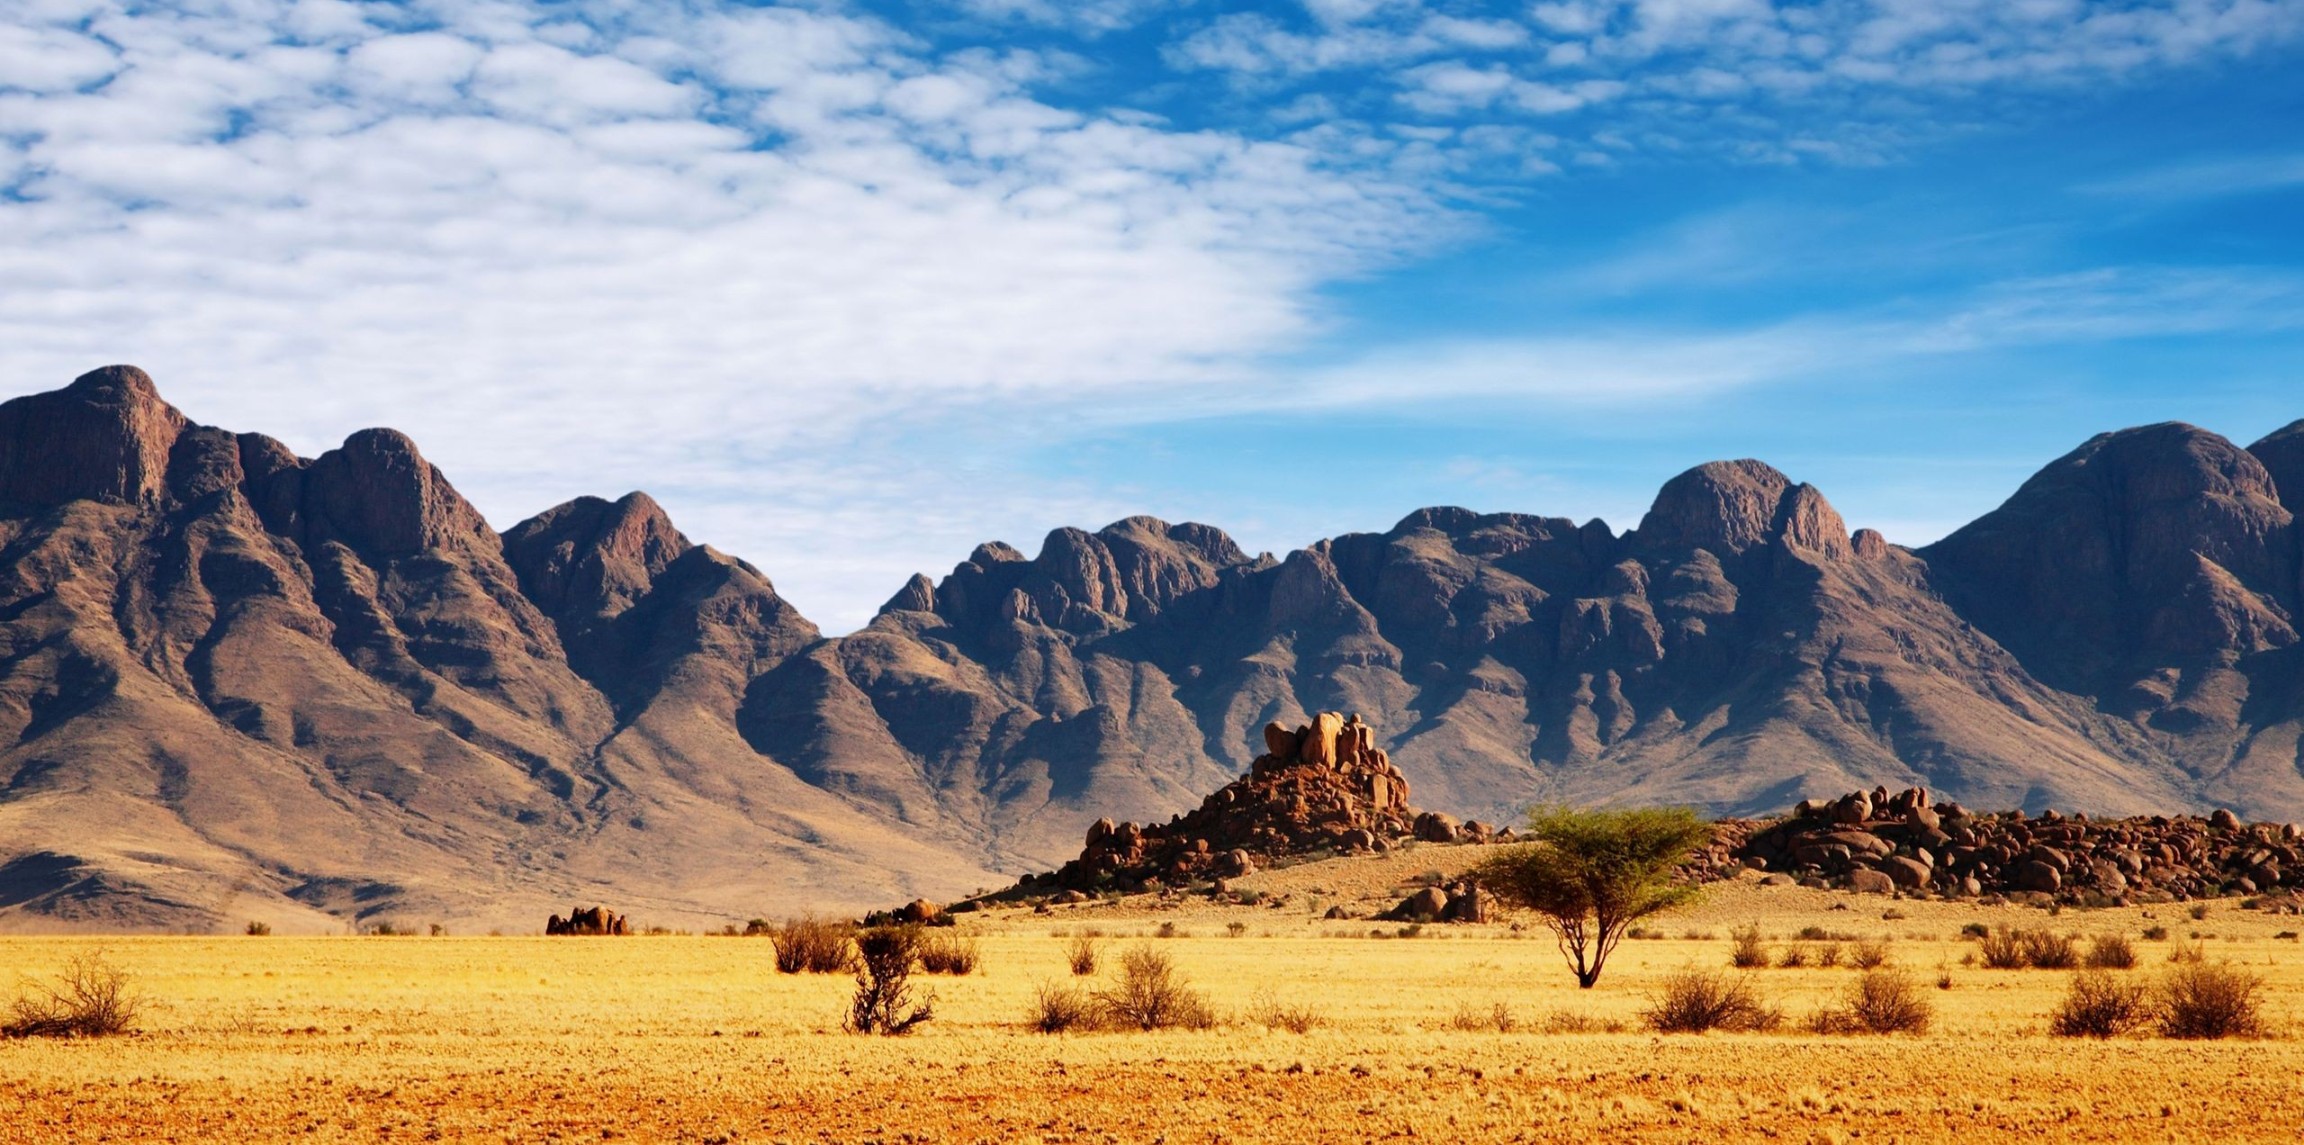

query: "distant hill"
(1, 365), (2299, 932)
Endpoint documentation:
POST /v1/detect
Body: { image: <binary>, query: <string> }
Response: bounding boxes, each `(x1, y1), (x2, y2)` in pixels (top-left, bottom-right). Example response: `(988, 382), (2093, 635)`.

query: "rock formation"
(546, 906), (628, 935)
(1732, 788), (2304, 905)
(1037, 712), (1421, 892)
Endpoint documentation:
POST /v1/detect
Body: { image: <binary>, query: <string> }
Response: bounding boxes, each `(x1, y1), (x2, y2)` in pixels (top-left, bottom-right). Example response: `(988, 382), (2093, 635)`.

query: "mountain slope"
(1, 366), (2301, 932)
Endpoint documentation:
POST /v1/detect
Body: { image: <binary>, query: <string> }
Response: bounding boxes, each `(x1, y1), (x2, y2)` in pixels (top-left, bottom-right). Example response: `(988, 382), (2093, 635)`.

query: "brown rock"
(1846, 868), (1895, 894)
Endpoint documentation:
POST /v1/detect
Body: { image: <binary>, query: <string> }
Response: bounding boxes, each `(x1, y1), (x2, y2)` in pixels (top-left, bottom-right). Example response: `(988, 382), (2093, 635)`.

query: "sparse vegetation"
(1473, 804), (1710, 988)
(1730, 924), (1769, 968)
(770, 916), (856, 974)
(2141, 924), (2168, 941)
(845, 927), (934, 1036)
(1250, 992), (1322, 1033)
(1850, 938), (1892, 969)
(1776, 944), (1809, 969)
(917, 930), (980, 975)
(2156, 962), (2263, 1040)
(2051, 969), (2152, 1039)
(245, 921), (271, 936)
(1094, 947), (1214, 1031)
(1807, 970), (1931, 1035)
(2085, 934), (2136, 969)
(2022, 931), (2078, 969)
(1641, 969), (1781, 1034)
(1028, 982), (1097, 1033)
(1066, 932), (1101, 976)
(4, 952), (140, 1039)
(1449, 1001), (1520, 1033)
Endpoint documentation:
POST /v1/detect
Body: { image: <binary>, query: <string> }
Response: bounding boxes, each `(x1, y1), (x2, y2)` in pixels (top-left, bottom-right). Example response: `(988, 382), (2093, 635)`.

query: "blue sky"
(2, 1), (2301, 631)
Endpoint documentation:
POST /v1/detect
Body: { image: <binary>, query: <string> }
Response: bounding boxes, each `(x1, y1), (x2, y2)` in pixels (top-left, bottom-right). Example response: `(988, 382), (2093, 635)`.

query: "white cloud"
(0, 0), (1460, 632)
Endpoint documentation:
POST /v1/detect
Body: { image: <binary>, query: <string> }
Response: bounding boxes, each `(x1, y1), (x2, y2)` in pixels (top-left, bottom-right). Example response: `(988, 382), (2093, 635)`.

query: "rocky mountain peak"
(503, 491), (692, 624)
(1633, 459), (1795, 556)
(2251, 419), (2304, 513)
(304, 427), (494, 558)
(0, 363), (188, 509)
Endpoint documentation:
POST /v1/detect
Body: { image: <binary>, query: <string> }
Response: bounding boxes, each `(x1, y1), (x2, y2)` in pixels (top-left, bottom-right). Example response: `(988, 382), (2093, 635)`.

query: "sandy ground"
(3, 850), (2302, 1143)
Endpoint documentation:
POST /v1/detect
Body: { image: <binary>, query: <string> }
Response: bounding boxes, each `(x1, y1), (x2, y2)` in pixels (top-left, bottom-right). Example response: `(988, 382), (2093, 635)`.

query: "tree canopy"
(1473, 804), (1711, 988)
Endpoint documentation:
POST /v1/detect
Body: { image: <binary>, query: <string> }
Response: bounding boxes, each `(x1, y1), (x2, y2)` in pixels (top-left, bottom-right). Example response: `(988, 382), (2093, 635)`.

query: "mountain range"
(2, 365), (2301, 932)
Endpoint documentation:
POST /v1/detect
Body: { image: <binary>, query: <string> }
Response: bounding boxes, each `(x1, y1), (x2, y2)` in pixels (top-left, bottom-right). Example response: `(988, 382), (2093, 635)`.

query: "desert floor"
(4, 856), (2304, 1143)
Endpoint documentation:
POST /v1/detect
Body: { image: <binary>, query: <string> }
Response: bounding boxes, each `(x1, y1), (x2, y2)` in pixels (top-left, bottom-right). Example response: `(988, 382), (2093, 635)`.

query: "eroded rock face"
(0, 365), (186, 508)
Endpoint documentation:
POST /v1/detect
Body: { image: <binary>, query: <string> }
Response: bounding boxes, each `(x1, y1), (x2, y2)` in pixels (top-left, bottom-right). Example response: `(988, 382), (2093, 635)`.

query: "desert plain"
(4, 848), (2302, 1144)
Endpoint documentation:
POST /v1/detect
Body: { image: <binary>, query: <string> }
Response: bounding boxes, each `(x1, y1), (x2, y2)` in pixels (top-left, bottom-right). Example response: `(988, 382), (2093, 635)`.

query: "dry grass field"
(5, 859), (2304, 1143)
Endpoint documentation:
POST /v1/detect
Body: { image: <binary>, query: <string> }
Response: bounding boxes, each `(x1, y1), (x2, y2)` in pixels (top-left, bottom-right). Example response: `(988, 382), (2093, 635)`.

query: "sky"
(2, 0), (2302, 633)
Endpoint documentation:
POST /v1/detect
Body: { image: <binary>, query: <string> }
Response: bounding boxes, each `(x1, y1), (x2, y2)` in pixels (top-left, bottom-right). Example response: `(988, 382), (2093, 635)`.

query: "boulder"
(2013, 860), (2062, 893)
(1846, 868), (1895, 894)
(1879, 856), (1931, 888)
(1390, 887), (1450, 921)
(1414, 812), (1462, 844)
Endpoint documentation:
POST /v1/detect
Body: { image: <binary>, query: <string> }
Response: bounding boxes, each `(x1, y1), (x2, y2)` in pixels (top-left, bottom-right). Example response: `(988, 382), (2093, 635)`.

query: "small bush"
(1850, 939), (1891, 970)
(1979, 927), (2029, 969)
(918, 931), (980, 975)
(1959, 922), (1990, 940)
(2050, 970), (2151, 1039)
(1809, 970), (1931, 1035)
(1250, 993), (1322, 1033)
(1450, 1002), (1519, 1033)
(1155, 921), (1180, 939)
(244, 921), (271, 937)
(2167, 941), (2206, 965)
(1729, 925), (1769, 969)
(1066, 932), (1100, 976)
(1095, 947), (1214, 1031)
(770, 916), (856, 975)
(2141, 925), (2169, 941)
(845, 927), (933, 1036)
(1795, 925), (1828, 940)
(1881, 908), (1907, 921)
(2085, 934), (2136, 970)
(1640, 969), (1781, 1034)
(1776, 945), (1809, 969)
(1816, 943), (1842, 968)
(1028, 982), (1098, 1034)
(1538, 1010), (1625, 1035)
(1226, 921), (1248, 938)
(3, 953), (140, 1039)
(2188, 903), (2211, 921)
(2022, 931), (2078, 970)
(2156, 962), (2263, 1040)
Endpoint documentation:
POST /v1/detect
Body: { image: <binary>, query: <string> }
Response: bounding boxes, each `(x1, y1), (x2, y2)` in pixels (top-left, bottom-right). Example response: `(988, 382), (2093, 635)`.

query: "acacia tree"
(1473, 805), (1711, 988)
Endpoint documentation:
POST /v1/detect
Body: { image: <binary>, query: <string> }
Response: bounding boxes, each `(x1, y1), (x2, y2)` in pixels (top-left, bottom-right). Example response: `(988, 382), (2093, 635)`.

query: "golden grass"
(3, 877), (2302, 1142)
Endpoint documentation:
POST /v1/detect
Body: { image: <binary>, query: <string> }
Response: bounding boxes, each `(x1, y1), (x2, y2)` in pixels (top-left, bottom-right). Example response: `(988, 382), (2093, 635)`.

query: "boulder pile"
(545, 905), (629, 935)
(1733, 787), (2304, 903)
(1036, 712), (1438, 893)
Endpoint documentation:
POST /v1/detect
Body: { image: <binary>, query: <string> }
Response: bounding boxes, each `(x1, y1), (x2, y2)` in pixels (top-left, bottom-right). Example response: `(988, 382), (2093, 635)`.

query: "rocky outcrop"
(1035, 712), (1420, 892)
(1733, 787), (2304, 904)
(546, 906), (629, 935)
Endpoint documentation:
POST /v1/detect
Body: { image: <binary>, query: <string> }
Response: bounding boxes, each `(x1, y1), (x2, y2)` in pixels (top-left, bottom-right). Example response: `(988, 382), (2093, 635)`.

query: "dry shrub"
(2023, 931), (2078, 970)
(1641, 969), (1781, 1034)
(1028, 982), (1098, 1033)
(1094, 947), (1214, 1031)
(1066, 932), (1101, 976)
(1850, 939), (1891, 970)
(1250, 992), (1322, 1033)
(1776, 945), (1808, 969)
(1450, 1002), (1519, 1033)
(1978, 926), (2029, 969)
(845, 927), (932, 1036)
(2140, 924), (2169, 941)
(244, 921), (271, 937)
(1808, 970), (1931, 1035)
(4, 952), (140, 1039)
(2156, 962), (2263, 1040)
(2050, 969), (2152, 1039)
(1729, 925), (1769, 969)
(1539, 1010), (1625, 1035)
(770, 917), (855, 975)
(2167, 941), (2206, 965)
(917, 931), (979, 975)
(2085, 934), (2137, 970)
(1816, 943), (1842, 968)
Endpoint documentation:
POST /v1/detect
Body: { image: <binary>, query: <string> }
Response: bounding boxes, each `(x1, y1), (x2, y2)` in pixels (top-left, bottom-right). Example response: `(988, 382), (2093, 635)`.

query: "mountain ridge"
(1, 365), (2300, 933)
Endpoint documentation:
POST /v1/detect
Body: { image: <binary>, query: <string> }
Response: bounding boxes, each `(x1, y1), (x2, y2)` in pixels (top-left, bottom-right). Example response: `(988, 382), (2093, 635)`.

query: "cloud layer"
(1, 1), (2299, 630)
